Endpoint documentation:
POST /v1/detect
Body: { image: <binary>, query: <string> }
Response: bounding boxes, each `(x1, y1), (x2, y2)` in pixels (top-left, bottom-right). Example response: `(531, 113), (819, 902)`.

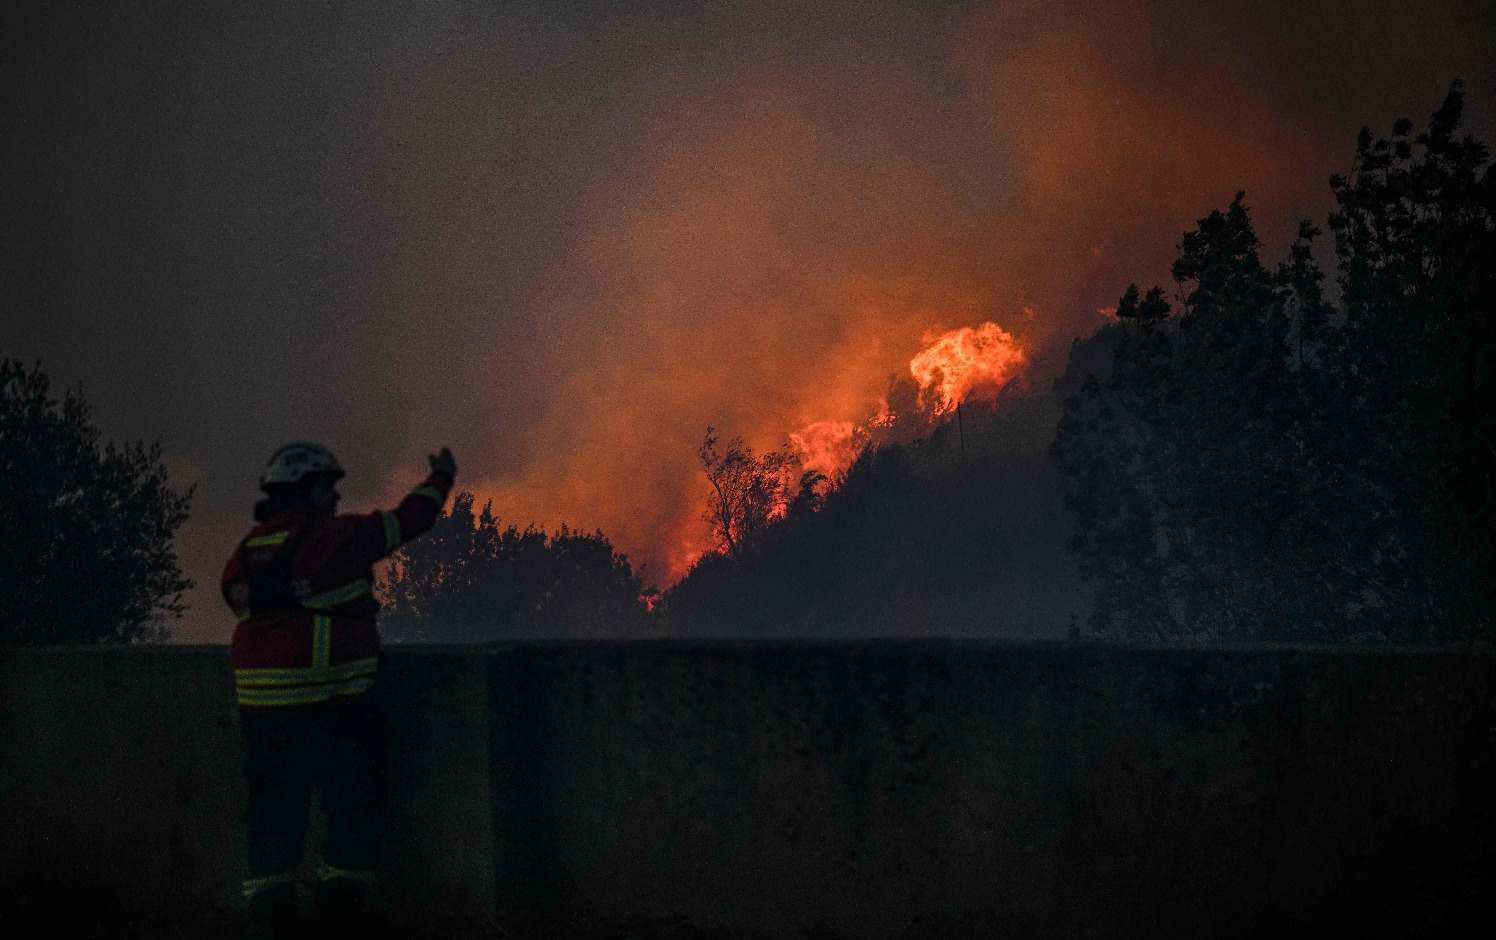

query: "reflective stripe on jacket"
(223, 473), (451, 708)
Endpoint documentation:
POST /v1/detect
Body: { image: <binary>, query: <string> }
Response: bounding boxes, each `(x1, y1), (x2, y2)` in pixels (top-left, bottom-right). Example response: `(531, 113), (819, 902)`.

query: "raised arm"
(366, 447), (457, 561)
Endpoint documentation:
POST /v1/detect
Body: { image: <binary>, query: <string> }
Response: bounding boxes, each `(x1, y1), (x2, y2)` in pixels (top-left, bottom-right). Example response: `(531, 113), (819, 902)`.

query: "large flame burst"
(908, 322), (1025, 415)
(787, 320), (1027, 484)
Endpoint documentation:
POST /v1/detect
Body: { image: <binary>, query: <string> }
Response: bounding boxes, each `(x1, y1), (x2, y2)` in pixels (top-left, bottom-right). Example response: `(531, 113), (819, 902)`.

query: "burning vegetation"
(909, 323), (1026, 416)
(787, 320), (1029, 481)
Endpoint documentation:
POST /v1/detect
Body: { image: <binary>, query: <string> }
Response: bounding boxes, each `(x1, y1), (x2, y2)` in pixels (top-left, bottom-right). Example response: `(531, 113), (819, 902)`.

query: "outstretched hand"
(429, 447), (457, 481)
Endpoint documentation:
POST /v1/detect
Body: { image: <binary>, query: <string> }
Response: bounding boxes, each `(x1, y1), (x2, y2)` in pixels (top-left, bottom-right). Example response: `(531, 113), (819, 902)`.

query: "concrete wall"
(3, 643), (1494, 936)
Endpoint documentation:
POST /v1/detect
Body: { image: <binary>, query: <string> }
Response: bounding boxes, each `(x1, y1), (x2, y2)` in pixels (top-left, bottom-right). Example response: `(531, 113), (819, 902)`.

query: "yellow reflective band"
(409, 485), (445, 504)
(237, 676), (375, 705)
(235, 657), (378, 686)
(380, 510), (401, 552)
(235, 609), (251, 622)
(300, 578), (372, 610)
(236, 673), (376, 706)
(244, 531), (290, 548)
(235, 653), (379, 707)
(316, 861), (376, 884)
(242, 872), (294, 900)
(311, 615), (330, 669)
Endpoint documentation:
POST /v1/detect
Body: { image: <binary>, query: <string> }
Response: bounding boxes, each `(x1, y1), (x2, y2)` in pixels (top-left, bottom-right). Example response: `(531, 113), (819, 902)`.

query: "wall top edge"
(1, 640), (1493, 658)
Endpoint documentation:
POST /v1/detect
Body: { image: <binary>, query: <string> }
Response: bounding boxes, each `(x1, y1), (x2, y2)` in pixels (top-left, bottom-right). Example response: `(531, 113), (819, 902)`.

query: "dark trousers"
(241, 695), (387, 879)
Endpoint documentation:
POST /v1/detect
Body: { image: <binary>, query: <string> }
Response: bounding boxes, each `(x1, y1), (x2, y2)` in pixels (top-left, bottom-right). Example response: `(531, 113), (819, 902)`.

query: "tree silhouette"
(379, 491), (653, 642)
(697, 428), (801, 564)
(1318, 82), (1496, 638)
(1053, 84), (1494, 643)
(0, 357), (193, 643)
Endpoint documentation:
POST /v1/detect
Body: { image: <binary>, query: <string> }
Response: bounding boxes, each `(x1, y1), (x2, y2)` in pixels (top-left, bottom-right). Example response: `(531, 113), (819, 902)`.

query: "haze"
(3, 0), (1492, 641)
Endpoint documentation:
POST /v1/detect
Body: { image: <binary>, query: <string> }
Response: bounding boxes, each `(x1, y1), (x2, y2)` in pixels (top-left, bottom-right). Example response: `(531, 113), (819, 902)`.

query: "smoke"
(8, 1), (1491, 640)
(789, 421), (862, 481)
(407, 0), (1384, 587)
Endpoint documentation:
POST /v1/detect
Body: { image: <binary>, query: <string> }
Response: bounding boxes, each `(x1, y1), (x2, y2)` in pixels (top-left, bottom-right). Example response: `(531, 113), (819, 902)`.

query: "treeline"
(380, 492), (654, 642)
(657, 406), (1078, 637)
(1053, 84), (1493, 643)
(379, 393), (1078, 641)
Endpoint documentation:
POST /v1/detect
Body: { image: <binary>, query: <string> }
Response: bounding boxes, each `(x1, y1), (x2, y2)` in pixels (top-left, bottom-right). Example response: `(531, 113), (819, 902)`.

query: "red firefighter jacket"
(222, 473), (451, 708)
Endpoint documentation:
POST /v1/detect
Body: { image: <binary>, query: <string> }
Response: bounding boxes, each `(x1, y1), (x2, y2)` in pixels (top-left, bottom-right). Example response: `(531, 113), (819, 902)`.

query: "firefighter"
(222, 442), (455, 934)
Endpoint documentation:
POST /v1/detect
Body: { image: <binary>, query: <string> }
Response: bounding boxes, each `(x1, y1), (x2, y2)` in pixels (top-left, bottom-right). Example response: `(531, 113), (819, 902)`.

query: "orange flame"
(867, 400), (897, 429)
(669, 535), (710, 581)
(908, 322), (1025, 415)
(789, 420), (862, 481)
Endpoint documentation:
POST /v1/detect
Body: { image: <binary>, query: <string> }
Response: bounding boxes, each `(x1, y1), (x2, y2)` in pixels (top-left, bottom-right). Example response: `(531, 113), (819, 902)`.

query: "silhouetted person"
(222, 442), (455, 935)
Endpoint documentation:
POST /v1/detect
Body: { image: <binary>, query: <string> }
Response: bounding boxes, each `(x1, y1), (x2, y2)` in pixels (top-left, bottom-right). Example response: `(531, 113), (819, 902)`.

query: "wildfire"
(789, 420), (862, 481)
(866, 402), (897, 429)
(668, 537), (709, 582)
(787, 319), (1028, 482)
(908, 322), (1025, 415)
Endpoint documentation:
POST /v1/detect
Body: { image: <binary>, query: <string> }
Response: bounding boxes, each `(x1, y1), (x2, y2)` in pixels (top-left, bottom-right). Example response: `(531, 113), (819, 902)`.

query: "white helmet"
(259, 442), (345, 490)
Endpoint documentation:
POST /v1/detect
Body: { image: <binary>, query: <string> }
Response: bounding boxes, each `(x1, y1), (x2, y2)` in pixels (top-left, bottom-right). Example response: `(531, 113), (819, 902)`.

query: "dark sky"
(4, 0), (1493, 642)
